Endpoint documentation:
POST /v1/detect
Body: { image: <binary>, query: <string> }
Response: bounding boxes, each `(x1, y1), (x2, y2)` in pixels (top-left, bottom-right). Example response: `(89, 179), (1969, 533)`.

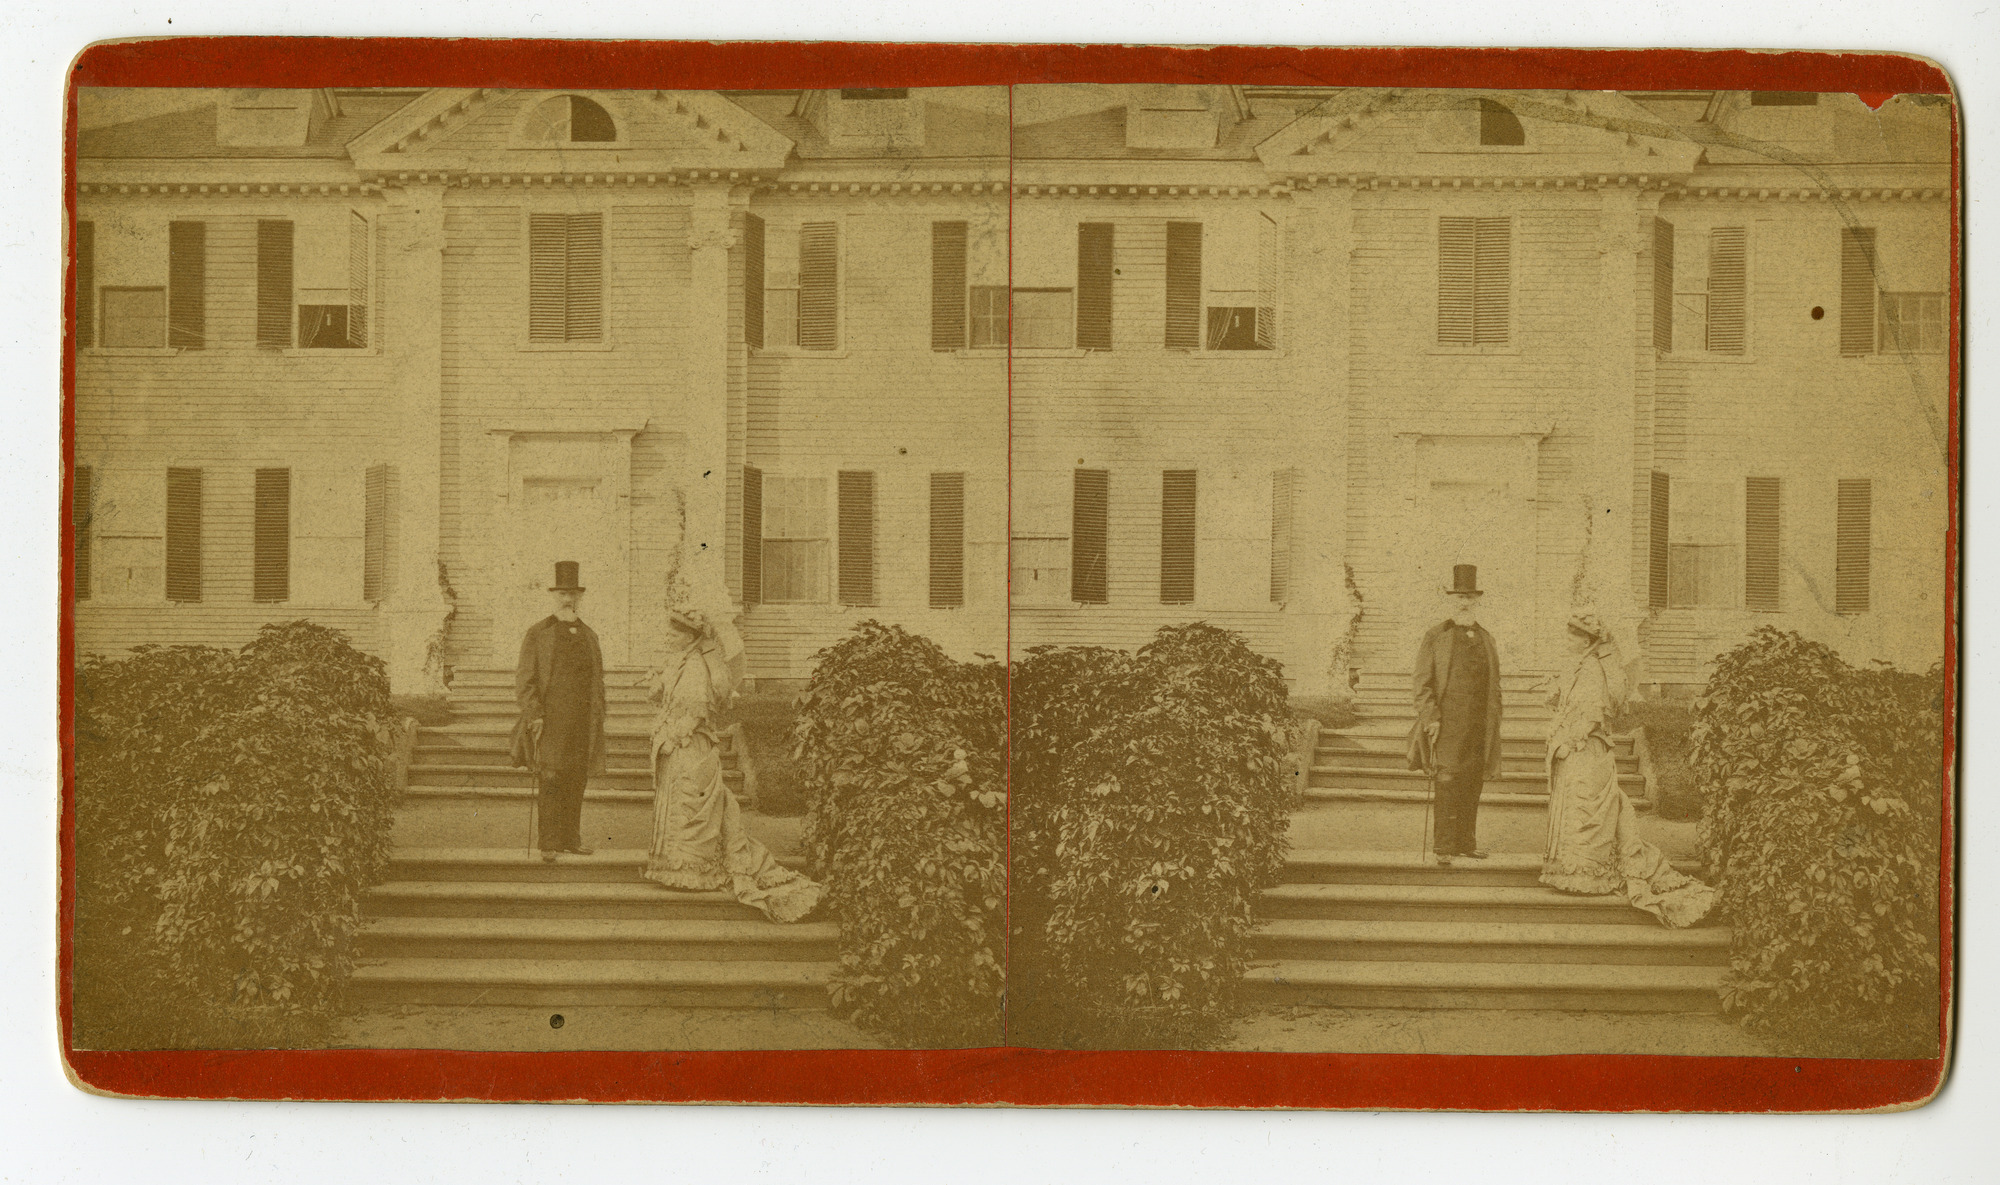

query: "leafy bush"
(73, 622), (400, 1048)
(1616, 698), (1698, 821)
(1692, 626), (1944, 1057)
(793, 622), (1005, 1048)
(720, 690), (806, 816)
(1011, 622), (1294, 1049)
(389, 693), (452, 727)
(1290, 695), (1362, 732)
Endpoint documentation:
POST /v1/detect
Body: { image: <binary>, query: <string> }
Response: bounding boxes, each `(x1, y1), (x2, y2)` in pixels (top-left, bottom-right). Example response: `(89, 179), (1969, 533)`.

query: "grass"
(721, 690), (807, 816)
(1616, 698), (1699, 821)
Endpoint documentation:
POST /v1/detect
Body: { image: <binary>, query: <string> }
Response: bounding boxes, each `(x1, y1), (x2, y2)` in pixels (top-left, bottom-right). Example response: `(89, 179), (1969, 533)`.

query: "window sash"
(969, 286), (1008, 348)
(761, 540), (828, 604)
(1010, 536), (1071, 607)
(1879, 292), (1945, 354)
(1013, 289), (1074, 349)
(100, 287), (166, 348)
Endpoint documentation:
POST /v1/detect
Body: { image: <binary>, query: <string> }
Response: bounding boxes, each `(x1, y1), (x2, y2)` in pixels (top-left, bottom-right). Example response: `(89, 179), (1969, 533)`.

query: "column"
(1590, 185), (1648, 655)
(678, 186), (738, 612)
(1288, 181), (1357, 695)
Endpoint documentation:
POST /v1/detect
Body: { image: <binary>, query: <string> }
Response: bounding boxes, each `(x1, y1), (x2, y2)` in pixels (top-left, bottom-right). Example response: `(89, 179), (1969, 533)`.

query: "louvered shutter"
(1077, 222), (1115, 351)
(170, 220), (208, 350)
(1438, 216), (1475, 345)
(348, 211), (370, 347)
(932, 221), (968, 351)
(743, 212), (765, 350)
(76, 221), (95, 349)
(363, 463), (388, 602)
(564, 213), (603, 342)
(1269, 468), (1295, 604)
(1706, 227), (1746, 354)
(1744, 477), (1781, 611)
(1256, 215), (1280, 349)
(253, 468), (291, 603)
(741, 465), (763, 606)
(255, 220), (294, 348)
(165, 468), (202, 602)
(528, 214), (569, 342)
(929, 472), (965, 608)
(1841, 227), (1878, 356)
(1648, 471), (1670, 610)
(1473, 217), (1510, 345)
(72, 465), (92, 601)
(837, 470), (876, 606)
(1071, 469), (1108, 604)
(798, 222), (839, 350)
(1165, 222), (1202, 349)
(1836, 478), (1872, 614)
(1160, 470), (1197, 605)
(1653, 217), (1675, 352)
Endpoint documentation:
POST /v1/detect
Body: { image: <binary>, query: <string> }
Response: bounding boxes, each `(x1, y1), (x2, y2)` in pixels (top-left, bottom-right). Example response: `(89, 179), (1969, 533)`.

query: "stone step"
(359, 916), (839, 963)
(350, 956), (831, 1008)
(1314, 746), (1638, 775)
(1280, 849), (1697, 888)
(385, 847), (807, 882)
(1288, 792), (1558, 854)
(1328, 721), (1567, 744)
(365, 879), (772, 922)
(1257, 882), (1668, 926)
(451, 667), (655, 688)
(1306, 766), (1646, 794)
(1250, 918), (1730, 967)
(406, 765), (663, 791)
(392, 787), (659, 849)
(451, 684), (656, 704)
(445, 701), (657, 722)
(1353, 672), (1553, 692)
(413, 746), (659, 770)
(1241, 959), (1723, 1012)
(419, 725), (659, 752)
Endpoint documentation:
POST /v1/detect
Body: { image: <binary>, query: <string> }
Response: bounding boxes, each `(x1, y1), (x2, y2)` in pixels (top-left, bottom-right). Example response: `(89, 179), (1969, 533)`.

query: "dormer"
(216, 88), (339, 148)
(799, 88), (926, 150)
(1708, 90), (1834, 150)
(1125, 85), (1246, 150)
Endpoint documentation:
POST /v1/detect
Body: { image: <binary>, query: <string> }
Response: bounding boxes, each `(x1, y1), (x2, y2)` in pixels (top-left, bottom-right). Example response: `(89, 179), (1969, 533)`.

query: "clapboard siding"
(76, 604), (384, 659)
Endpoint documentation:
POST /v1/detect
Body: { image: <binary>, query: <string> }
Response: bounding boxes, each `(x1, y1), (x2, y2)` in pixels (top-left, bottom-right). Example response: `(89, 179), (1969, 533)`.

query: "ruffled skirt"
(644, 731), (822, 924)
(1541, 739), (1715, 929)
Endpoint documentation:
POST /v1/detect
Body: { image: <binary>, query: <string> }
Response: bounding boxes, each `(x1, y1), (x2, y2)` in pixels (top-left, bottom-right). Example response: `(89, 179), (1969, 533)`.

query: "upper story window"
(528, 213), (604, 343)
(257, 212), (372, 350)
(751, 219), (839, 350)
(1437, 216), (1510, 347)
(1842, 226), (1945, 356)
(1478, 99), (1526, 146)
(522, 94), (618, 143)
(931, 220), (1011, 351)
(1163, 217), (1279, 351)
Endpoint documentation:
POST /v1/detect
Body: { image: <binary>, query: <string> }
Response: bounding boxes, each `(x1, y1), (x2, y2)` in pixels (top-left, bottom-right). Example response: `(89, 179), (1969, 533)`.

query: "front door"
(1405, 434), (1542, 673)
(495, 475), (630, 667)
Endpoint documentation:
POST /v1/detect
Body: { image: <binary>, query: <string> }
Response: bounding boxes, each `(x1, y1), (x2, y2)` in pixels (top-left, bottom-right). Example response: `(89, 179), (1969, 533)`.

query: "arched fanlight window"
(522, 94), (618, 143)
(1479, 99), (1526, 146)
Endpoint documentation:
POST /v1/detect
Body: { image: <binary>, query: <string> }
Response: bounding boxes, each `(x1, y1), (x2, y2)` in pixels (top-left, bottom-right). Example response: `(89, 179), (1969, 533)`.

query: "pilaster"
(678, 186), (739, 612)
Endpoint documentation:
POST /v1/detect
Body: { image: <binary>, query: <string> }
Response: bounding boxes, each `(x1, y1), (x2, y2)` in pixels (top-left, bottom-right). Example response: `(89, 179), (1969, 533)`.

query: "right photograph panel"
(1005, 84), (1953, 1058)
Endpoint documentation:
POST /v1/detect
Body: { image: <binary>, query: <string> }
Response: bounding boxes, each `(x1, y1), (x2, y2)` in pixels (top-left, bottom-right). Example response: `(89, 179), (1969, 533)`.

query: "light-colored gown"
(641, 619), (822, 923)
(1540, 645), (1715, 928)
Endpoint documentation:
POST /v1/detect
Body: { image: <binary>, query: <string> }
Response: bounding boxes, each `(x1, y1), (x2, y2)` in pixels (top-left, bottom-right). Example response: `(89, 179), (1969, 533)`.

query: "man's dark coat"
(1406, 618), (1505, 779)
(509, 615), (608, 775)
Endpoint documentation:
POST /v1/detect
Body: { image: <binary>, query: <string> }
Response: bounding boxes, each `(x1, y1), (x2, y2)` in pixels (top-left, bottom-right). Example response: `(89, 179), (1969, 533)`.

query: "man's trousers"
(537, 765), (587, 851)
(1433, 767), (1485, 856)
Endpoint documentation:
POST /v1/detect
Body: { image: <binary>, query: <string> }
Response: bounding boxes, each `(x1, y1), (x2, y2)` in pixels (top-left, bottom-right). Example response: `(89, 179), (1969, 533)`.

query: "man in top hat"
(1408, 564), (1505, 865)
(511, 561), (608, 859)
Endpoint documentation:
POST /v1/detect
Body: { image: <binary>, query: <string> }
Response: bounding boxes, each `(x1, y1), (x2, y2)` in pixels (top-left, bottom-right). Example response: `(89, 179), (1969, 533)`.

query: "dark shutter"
(72, 465), (92, 601)
(363, 463), (388, 602)
(528, 213), (569, 342)
(1648, 471), (1670, 610)
(837, 470), (875, 606)
(1071, 469), (1108, 604)
(743, 212), (766, 350)
(1164, 221), (1202, 349)
(1438, 216), (1475, 345)
(1256, 215), (1279, 349)
(1841, 227), (1878, 357)
(1706, 227), (1746, 354)
(169, 220), (208, 349)
(1077, 222), (1115, 351)
(255, 219), (293, 348)
(932, 221), (968, 351)
(1473, 217), (1510, 345)
(1653, 217), (1675, 352)
(1836, 478), (1872, 614)
(253, 468), (291, 603)
(564, 213), (603, 342)
(348, 211), (370, 347)
(929, 472), (965, 608)
(1269, 468), (1295, 604)
(1160, 469), (1197, 605)
(76, 221), (95, 349)
(165, 468), (202, 602)
(1744, 477), (1781, 611)
(741, 465), (763, 606)
(798, 222), (839, 350)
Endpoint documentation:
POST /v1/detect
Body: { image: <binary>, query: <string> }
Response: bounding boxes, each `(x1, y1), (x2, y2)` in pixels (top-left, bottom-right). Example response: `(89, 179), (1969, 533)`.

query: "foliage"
(389, 693), (452, 727)
(1291, 695), (1362, 733)
(73, 622), (400, 1048)
(719, 690), (806, 816)
(793, 622), (1005, 1048)
(1012, 622), (1294, 1049)
(1614, 697), (1698, 821)
(1691, 626), (1945, 1057)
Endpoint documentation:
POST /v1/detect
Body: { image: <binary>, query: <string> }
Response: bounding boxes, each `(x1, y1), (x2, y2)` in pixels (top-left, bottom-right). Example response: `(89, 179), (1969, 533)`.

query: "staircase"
(356, 668), (838, 1009)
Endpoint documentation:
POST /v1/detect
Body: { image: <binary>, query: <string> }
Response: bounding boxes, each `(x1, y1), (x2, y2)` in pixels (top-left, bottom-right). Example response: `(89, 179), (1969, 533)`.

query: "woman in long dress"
(1540, 612), (1715, 928)
(641, 606), (822, 923)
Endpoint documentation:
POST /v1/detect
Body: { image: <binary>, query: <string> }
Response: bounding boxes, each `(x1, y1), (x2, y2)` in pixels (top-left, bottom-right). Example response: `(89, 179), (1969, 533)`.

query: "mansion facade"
(70, 85), (1952, 695)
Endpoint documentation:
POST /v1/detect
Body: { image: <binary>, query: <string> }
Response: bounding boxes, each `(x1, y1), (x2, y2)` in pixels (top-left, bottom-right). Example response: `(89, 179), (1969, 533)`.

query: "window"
(841, 88), (908, 101)
(1478, 99), (1525, 146)
(1269, 468), (1296, 604)
(1077, 222), (1114, 350)
(1668, 480), (1738, 608)
(169, 221), (206, 349)
(76, 221), (95, 349)
(1751, 92), (1817, 106)
(798, 222), (838, 350)
(760, 474), (828, 604)
(253, 467), (291, 603)
(743, 213), (766, 349)
(165, 467), (202, 603)
(766, 287), (799, 349)
(1652, 218), (1675, 352)
(523, 94), (617, 143)
(100, 288), (165, 348)
(1648, 471), (1670, 610)
(1165, 221), (1202, 349)
(72, 465), (92, 601)
(528, 213), (604, 343)
(1836, 479), (1872, 614)
(1745, 477), (1781, 611)
(970, 286), (1008, 348)
(363, 463), (389, 602)
(1706, 227), (1746, 354)
(256, 219), (293, 348)
(932, 220), (968, 350)
(930, 472), (965, 609)
(837, 471), (876, 607)
(1879, 292), (1946, 354)
(1840, 226), (1877, 357)
(1437, 216), (1510, 346)
(1012, 289), (1074, 349)
(741, 465), (763, 605)
(1160, 469), (1197, 604)
(1072, 469), (1108, 604)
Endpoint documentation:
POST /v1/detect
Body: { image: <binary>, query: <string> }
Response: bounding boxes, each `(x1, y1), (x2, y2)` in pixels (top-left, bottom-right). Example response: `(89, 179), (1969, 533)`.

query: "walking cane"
(525, 727), (540, 859)
(1422, 766), (1436, 864)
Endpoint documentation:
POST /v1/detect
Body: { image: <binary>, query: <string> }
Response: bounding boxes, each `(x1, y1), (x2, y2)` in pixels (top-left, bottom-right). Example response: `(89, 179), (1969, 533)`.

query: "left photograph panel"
(68, 85), (1012, 1052)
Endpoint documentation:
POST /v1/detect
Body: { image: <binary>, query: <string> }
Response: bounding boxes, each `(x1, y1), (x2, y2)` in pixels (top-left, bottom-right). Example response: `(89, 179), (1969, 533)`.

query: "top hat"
(549, 561), (586, 593)
(1444, 564), (1484, 596)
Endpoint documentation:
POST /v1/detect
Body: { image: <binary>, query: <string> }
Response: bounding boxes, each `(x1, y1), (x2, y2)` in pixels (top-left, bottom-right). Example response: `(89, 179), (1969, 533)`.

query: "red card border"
(59, 38), (1959, 1110)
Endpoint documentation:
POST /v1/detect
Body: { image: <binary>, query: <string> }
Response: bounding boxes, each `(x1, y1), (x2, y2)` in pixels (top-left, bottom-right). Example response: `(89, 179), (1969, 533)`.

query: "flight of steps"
(356, 667), (837, 1009)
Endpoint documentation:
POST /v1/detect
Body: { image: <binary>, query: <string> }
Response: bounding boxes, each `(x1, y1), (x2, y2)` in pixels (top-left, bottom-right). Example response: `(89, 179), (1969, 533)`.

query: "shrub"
(720, 690), (806, 816)
(73, 622), (400, 1048)
(793, 622), (1005, 1048)
(1616, 698), (1698, 821)
(389, 693), (452, 727)
(1011, 622), (1294, 1049)
(1691, 626), (1944, 1057)
(1290, 695), (1362, 732)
